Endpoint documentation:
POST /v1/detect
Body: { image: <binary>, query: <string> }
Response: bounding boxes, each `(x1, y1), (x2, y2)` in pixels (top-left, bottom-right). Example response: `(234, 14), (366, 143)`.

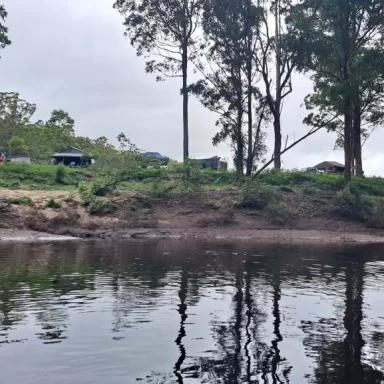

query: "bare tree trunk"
(344, 99), (353, 186)
(353, 95), (363, 176)
(273, 118), (282, 169)
(182, 45), (189, 161)
(246, 58), (253, 176)
(274, 0), (282, 170)
(237, 111), (244, 180)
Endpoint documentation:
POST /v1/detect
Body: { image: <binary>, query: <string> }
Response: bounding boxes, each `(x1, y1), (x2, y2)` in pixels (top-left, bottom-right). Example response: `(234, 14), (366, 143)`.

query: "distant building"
(9, 156), (32, 164)
(195, 156), (228, 171)
(143, 152), (169, 166)
(314, 161), (345, 173)
(51, 147), (92, 166)
(144, 152), (166, 160)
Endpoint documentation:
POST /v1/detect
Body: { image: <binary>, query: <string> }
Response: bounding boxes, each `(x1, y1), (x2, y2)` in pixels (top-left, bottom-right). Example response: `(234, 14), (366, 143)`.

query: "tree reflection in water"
(174, 270), (188, 383)
(0, 242), (384, 383)
(301, 249), (384, 384)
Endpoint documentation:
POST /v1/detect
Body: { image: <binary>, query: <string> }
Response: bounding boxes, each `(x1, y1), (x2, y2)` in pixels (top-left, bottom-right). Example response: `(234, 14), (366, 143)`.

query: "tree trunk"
(344, 100), (353, 186)
(236, 113), (244, 180)
(274, 0), (282, 170)
(246, 58), (253, 177)
(273, 118), (282, 169)
(182, 46), (189, 161)
(353, 95), (363, 176)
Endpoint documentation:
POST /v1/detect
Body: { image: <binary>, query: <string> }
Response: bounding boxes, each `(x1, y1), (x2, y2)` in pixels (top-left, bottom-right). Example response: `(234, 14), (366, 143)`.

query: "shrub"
(78, 181), (118, 214)
(368, 198), (384, 229)
(168, 160), (203, 193)
(335, 183), (373, 221)
(237, 182), (277, 210)
(46, 198), (61, 209)
(149, 171), (174, 197)
(129, 195), (153, 211)
(9, 196), (33, 205)
(265, 201), (295, 225)
(88, 198), (118, 215)
(55, 164), (67, 184)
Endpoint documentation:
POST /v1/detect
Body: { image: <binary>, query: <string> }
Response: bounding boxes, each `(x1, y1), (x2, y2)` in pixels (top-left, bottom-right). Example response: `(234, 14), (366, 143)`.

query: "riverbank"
(1, 188), (384, 243)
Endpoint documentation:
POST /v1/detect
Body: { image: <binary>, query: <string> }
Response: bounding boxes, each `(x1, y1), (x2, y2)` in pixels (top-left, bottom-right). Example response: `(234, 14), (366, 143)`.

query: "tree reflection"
(302, 253), (384, 383)
(174, 270), (188, 383)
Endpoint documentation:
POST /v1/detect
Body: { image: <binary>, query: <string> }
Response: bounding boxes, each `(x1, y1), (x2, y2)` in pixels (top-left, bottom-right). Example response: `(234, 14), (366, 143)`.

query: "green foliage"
(335, 184), (373, 221)
(113, 0), (203, 81)
(8, 136), (28, 155)
(368, 199), (384, 229)
(9, 196), (32, 205)
(0, 163), (88, 189)
(78, 180), (118, 215)
(46, 198), (61, 209)
(265, 201), (295, 225)
(237, 181), (277, 210)
(168, 160), (204, 193)
(0, 6), (11, 52)
(55, 164), (67, 184)
(0, 92), (36, 153)
(88, 198), (118, 215)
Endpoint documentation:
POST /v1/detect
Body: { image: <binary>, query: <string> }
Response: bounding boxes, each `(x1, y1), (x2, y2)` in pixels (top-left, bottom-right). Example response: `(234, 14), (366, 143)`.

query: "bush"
(9, 196), (33, 205)
(335, 183), (373, 221)
(78, 180), (118, 214)
(129, 195), (153, 211)
(368, 198), (384, 229)
(46, 198), (61, 209)
(88, 198), (118, 215)
(237, 182), (277, 210)
(265, 201), (295, 225)
(55, 164), (67, 184)
(168, 160), (203, 193)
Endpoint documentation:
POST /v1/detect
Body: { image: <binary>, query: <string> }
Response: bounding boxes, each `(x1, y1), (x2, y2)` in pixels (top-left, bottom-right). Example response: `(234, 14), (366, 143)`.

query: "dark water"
(0, 241), (384, 384)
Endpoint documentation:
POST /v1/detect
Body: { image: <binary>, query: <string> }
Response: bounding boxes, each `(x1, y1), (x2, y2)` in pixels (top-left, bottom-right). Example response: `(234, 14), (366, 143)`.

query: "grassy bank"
(2, 162), (384, 196)
(0, 163), (92, 189)
(2, 163), (384, 238)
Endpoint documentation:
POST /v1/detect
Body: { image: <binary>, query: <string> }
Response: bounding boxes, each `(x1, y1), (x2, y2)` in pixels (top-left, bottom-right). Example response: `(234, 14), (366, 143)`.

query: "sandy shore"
(0, 229), (78, 242)
(1, 227), (383, 244)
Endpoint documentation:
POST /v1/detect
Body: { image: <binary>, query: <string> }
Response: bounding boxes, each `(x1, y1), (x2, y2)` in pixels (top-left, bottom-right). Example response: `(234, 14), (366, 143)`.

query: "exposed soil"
(1, 188), (384, 243)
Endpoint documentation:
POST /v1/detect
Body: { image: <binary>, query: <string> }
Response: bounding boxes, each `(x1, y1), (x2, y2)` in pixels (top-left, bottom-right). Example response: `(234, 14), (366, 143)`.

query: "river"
(0, 240), (383, 383)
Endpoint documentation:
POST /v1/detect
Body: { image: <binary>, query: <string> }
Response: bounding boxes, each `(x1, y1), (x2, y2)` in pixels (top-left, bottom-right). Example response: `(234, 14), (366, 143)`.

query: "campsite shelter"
(51, 147), (92, 166)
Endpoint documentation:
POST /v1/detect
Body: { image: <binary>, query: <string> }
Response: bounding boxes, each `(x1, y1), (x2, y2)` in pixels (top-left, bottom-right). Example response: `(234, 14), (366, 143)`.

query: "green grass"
(258, 170), (384, 196)
(2, 163), (384, 200)
(9, 196), (33, 205)
(0, 163), (92, 189)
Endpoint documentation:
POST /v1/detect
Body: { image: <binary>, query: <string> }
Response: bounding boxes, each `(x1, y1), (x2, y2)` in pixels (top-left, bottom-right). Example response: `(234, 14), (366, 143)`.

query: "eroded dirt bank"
(1, 188), (384, 243)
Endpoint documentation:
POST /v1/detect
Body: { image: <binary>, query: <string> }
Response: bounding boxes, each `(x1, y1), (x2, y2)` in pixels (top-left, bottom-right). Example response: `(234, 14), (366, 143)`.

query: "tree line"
(114, 0), (384, 184)
(0, 2), (383, 184)
(0, 91), (140, 166)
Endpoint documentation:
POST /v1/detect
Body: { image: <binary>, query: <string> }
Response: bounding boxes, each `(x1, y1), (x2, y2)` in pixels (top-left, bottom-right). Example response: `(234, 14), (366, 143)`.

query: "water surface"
(0, 240), (384, 383)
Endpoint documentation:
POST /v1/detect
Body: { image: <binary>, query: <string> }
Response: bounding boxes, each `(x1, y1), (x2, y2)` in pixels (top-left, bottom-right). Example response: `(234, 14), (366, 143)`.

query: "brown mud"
(1, 188), (384, 243)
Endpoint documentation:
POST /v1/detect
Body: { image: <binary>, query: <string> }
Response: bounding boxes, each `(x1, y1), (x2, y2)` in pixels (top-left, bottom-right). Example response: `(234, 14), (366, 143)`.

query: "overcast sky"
(0, 0), (383, 174)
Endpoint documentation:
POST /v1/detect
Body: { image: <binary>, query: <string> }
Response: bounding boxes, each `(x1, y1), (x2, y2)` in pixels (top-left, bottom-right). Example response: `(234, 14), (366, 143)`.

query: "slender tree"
(113, 0), (205, 160)
(254, 0), (296, 170)
(190, 0), (267, 178)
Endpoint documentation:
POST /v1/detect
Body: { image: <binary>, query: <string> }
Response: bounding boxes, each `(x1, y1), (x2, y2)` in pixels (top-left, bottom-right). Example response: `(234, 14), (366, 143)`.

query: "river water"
(0, 240), (384, 384)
